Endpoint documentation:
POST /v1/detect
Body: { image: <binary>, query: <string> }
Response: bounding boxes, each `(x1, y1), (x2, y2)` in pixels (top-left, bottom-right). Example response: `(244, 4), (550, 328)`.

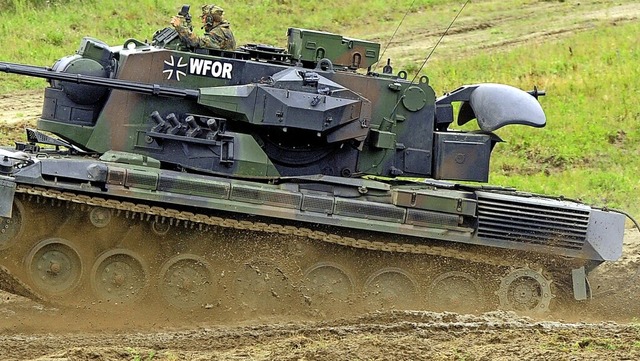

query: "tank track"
(16, 185), (523, 266)
(0, 184), (562, 317)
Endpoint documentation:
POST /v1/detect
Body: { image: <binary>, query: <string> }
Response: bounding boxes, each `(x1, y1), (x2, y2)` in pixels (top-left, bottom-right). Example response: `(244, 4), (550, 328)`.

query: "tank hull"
(0, 150), (625, 315)
(0, 26), (627, 316)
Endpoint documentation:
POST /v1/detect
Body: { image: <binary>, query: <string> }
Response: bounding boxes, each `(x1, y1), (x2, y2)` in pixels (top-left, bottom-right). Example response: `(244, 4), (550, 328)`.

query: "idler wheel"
(160, 254), (212, 309)
(303, 261), (354, 308)
(497, 267), (553, 313)
(91, 249), (148, 304)
(0, 199), (24, 251)
(427, 271), (485, 313)
(26, 238), (83, 296)
(364, 267), (419, 310)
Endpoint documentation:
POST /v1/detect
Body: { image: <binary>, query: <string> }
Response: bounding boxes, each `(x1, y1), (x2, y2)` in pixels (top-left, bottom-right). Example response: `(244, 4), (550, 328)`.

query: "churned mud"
(2, 233), (640, 361)
(1, 2), (640, 360)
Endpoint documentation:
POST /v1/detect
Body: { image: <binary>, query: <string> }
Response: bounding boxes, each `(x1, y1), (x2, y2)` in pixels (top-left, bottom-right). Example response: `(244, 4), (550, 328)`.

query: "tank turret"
(2, 28), (544, 181)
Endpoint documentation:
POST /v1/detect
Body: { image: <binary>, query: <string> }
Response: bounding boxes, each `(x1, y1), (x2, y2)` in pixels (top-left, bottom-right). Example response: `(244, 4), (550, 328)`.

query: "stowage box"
(433, 132), (492, 182)
(287, 28), (380, 69)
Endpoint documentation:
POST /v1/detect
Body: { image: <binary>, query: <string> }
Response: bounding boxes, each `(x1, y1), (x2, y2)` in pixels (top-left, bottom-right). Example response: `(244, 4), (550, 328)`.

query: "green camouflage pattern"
(0, 22), (629, 310)
(171, 4), (235, 51)
(174, 20), (236, 50)
(4, 28), (546, 183)
(201, 4), (224, 17)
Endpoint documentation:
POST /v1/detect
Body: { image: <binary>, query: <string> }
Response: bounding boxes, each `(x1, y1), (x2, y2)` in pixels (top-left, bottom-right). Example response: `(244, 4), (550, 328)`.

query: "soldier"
(170, 4), (236, 51)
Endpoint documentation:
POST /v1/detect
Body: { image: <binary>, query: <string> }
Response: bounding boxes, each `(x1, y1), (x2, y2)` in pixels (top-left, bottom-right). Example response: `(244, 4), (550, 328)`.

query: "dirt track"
(2, 2), (640, 360)
(2, 227), (640, 361)
(2, 306), (640, 361)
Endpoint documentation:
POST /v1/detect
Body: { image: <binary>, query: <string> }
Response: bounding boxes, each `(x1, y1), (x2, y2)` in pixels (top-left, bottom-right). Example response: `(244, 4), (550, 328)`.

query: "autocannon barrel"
(0, 61), (199, 99)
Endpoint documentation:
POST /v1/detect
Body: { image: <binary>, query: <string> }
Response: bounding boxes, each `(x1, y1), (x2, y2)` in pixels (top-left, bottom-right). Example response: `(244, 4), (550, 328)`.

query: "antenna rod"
(383, 0), (471, 123)
(410, 0), (470, 84)
(373, 0), (417, 73)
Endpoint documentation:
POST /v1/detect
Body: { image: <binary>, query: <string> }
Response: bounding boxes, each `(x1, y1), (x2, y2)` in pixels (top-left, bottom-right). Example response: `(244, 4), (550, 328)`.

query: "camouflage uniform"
(173, 5), (236, 51)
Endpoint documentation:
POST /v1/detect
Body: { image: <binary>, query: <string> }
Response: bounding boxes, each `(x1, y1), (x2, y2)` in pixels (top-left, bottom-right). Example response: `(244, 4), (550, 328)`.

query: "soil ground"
(1, 227), (640, 361)
(1, 2), (640, 360)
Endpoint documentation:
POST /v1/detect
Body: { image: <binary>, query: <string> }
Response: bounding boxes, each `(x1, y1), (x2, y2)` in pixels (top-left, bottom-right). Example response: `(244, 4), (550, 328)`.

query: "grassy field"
(0, 0), (638, 216)
(439, 21), (640, 212)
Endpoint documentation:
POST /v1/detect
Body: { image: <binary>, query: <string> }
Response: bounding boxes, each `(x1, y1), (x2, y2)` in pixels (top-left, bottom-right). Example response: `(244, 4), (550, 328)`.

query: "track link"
(16, 185), (523, 267)
(0, 185), (567, 317)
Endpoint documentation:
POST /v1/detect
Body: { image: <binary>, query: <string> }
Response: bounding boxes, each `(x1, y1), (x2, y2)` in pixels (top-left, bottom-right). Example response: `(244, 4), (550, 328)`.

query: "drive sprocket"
(497, 267), (553, 313)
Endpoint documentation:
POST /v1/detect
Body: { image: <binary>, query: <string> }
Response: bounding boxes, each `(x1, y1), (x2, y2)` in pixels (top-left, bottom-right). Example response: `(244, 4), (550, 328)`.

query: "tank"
(0, 11), (627, 316)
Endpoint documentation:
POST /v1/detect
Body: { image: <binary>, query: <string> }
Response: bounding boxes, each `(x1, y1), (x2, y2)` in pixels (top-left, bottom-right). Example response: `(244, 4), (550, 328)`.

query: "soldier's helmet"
(201, 4), (225, 25)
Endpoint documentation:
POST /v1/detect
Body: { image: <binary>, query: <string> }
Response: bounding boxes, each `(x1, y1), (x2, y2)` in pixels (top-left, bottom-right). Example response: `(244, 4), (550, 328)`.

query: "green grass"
(128, 348), (157, 361)
(0, 0), (638, 216)
(0, 0), (439, 92)
(422, 20), (640, 212)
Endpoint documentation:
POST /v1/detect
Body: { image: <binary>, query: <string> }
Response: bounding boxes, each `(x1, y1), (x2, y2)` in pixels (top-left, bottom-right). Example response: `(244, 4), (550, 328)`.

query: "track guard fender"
(0, 176), (16, 218)
(572, 266), (589, 301)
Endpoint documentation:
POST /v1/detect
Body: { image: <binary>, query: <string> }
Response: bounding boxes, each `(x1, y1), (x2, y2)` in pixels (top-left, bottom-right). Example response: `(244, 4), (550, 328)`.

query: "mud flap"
(572, 266), (590, 301)
(0, 176), (16, 218)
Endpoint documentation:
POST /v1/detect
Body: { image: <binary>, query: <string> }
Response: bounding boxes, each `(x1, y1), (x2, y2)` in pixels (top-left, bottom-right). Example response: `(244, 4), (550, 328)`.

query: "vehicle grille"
(335, 198), (406, 222)
(476, 192), (590, 250)
(231, 184), (302, 209)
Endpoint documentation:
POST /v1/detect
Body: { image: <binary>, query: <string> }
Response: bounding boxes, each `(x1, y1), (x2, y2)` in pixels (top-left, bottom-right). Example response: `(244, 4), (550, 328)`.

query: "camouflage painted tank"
(0, 10), (626, 316)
